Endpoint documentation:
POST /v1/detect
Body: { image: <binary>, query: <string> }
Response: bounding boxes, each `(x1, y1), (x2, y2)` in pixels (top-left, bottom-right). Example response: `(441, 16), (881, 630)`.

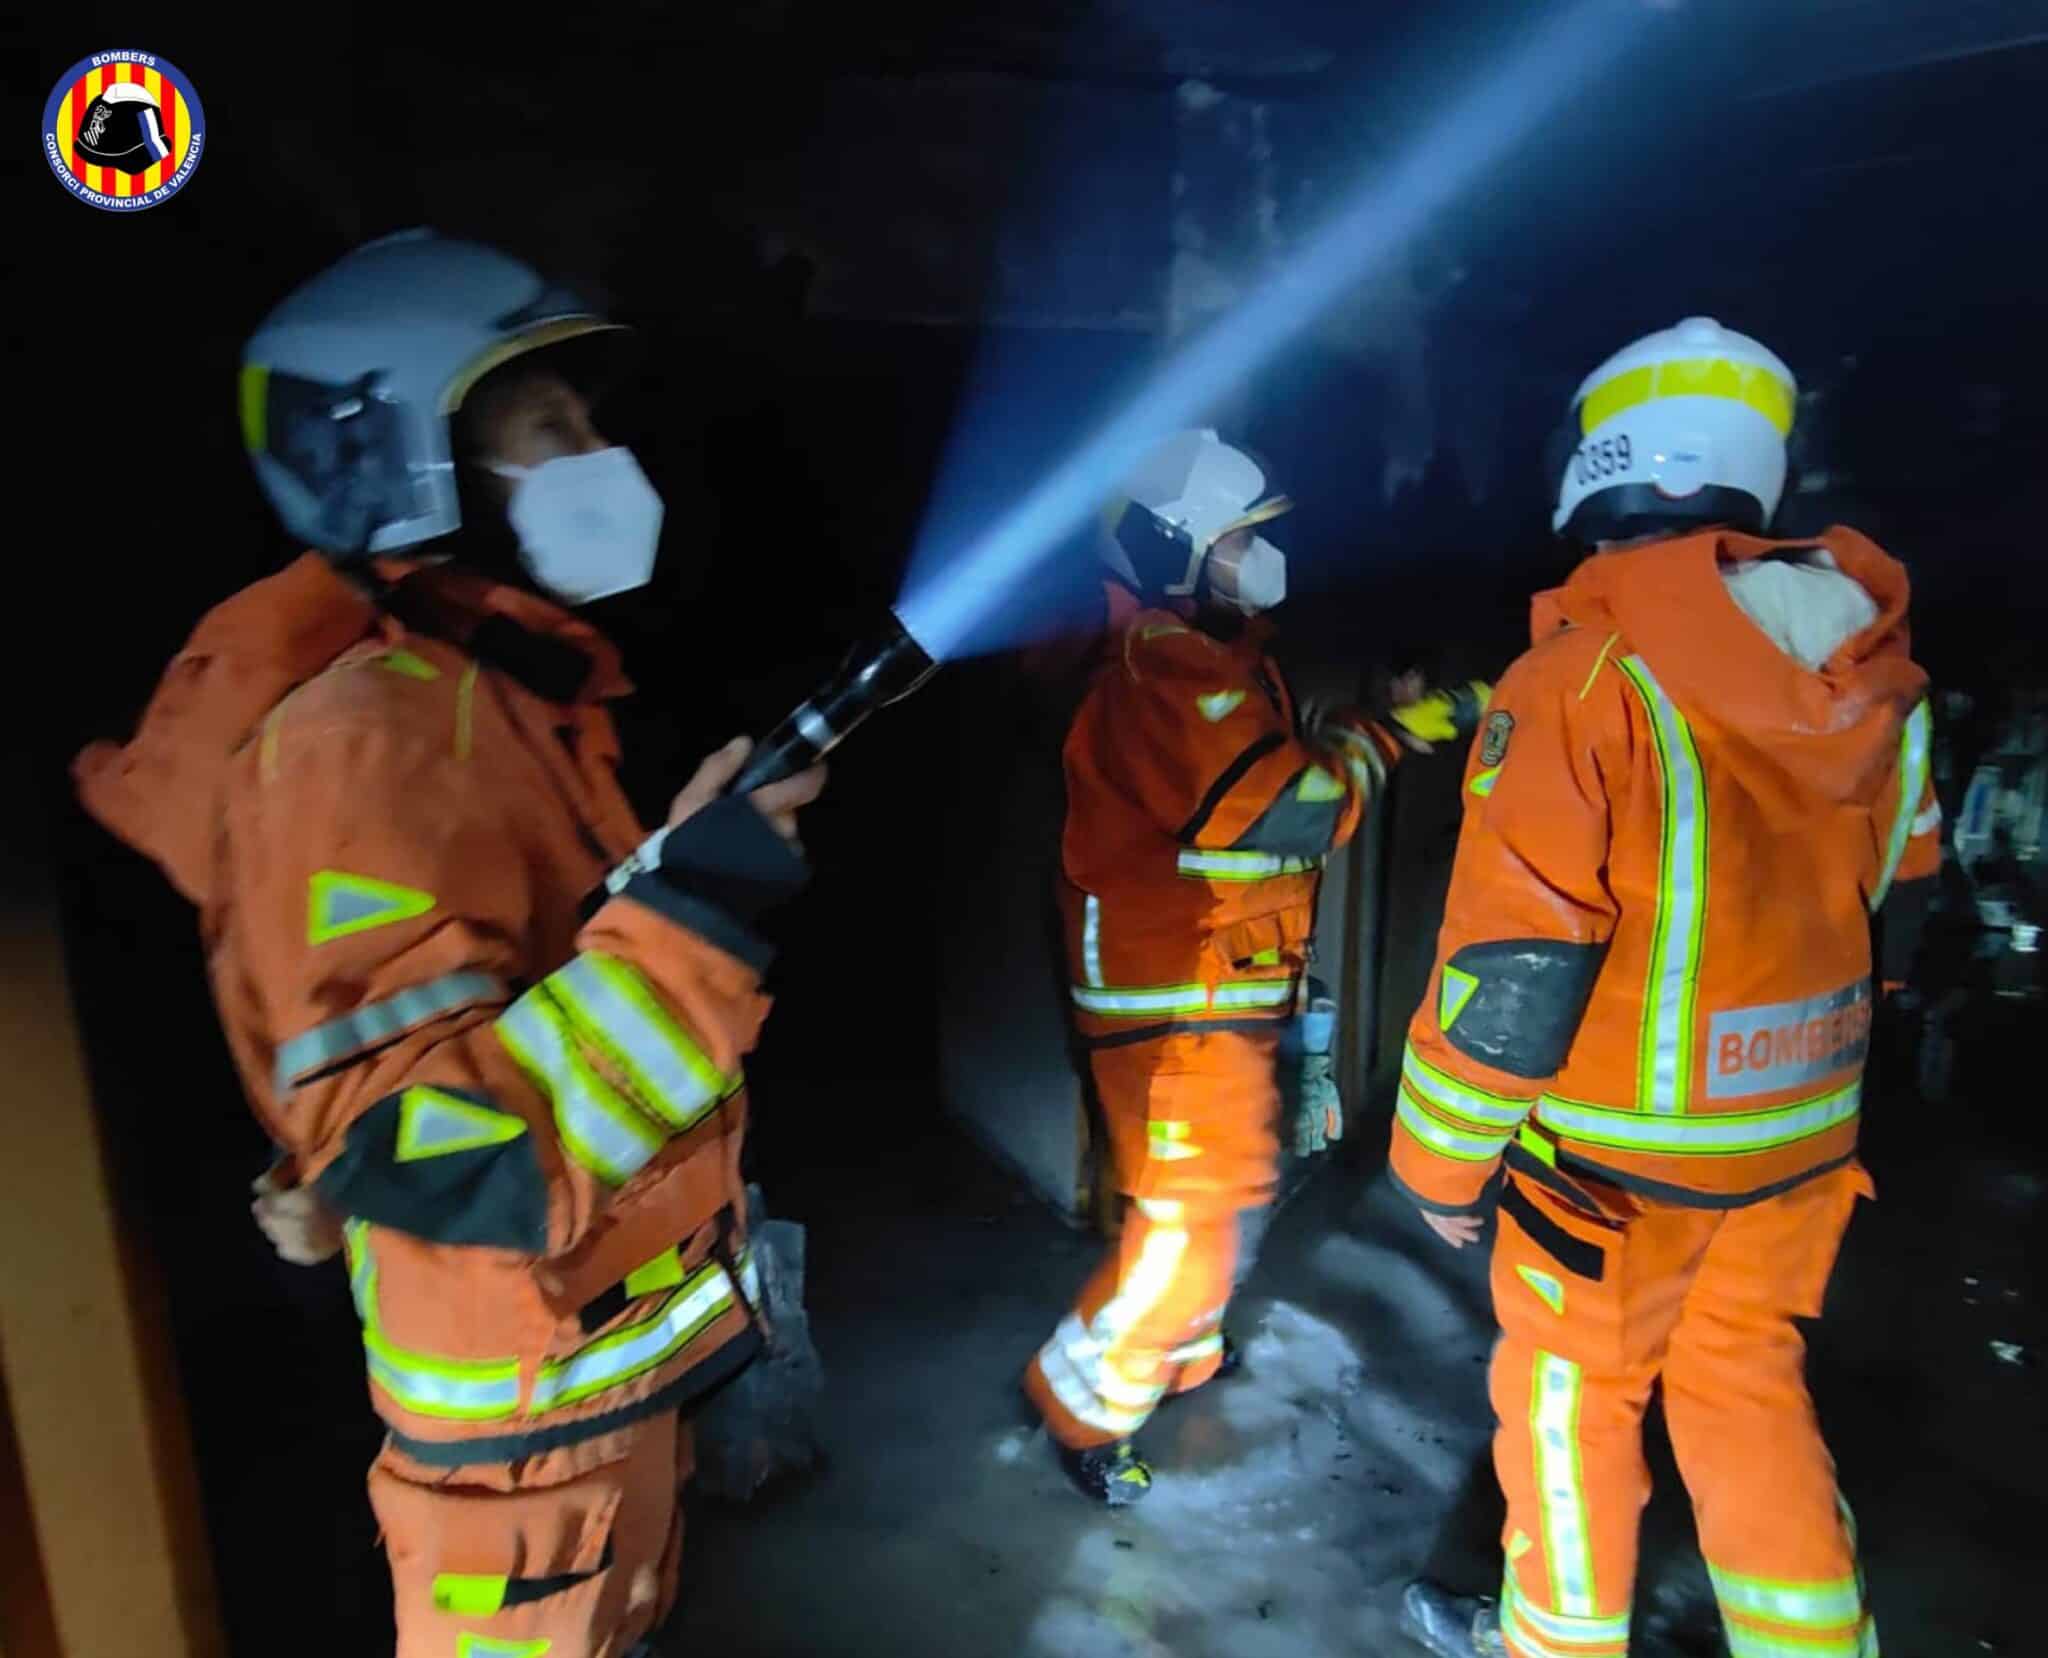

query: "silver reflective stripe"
(346, 1221), (523, 1421)
(1082, 894), (1104, 989)
(1396, 1095), (1512, 1162)
(1033, 1333), (1150, 1435)
(496, 994), (661, 1186)
(1871, 700), (1931, 911)
(273, 970), (506, 1095)
(546, 954), (728, 1132)
(1617, 657), (1708, 1115)
(529, 1259), (737, 1414)
(1210, 980), (1293, 1011)
(1709, 1566), (1862, 1630)
(1724, 1625), (1868, 1658)
(1175, 849), (1319, 880)
(1535, 1082), (1859, 1154)
(1532, 1351), (1596, 1616)
(1402, 1043), (1531, 1127)
(1503, 1577), (1630, 1647)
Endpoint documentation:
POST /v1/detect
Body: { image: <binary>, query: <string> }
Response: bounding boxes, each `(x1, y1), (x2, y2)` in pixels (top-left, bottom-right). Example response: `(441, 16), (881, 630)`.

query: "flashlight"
(728, 610), (941, 795)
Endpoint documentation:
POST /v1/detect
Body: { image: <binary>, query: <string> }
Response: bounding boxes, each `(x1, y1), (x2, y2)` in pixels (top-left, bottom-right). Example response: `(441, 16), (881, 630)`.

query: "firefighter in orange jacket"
(74, 231), (825, 1658)
(1395, 320), (1938, 1658)
(1023, 429), (1478, 1502)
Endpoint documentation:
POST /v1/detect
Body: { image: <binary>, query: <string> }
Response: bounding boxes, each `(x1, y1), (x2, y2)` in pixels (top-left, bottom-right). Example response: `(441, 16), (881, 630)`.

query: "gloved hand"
(251, 1166), (345, 1266)
(1389, 680), (1493, 753)
(1291, 1051), (1344, 1156)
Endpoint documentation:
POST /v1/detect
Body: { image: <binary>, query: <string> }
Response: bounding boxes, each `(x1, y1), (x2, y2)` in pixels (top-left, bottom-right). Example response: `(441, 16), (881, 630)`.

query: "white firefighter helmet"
(1101, 428), (1293, 612)
(239, 228), (634, 557)
(1551, 317), (1797, 541)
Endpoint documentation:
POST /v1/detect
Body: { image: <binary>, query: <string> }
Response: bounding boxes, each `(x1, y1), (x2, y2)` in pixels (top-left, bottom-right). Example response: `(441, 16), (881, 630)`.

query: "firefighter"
(1022, 428), (1480, 1502)
(1394, 318), (1938, 1658)
(74, 229), (825, 1658)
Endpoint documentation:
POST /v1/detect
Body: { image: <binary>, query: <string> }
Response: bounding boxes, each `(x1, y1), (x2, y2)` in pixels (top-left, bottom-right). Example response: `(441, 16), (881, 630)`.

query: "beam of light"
(894, 0), (1654, 662)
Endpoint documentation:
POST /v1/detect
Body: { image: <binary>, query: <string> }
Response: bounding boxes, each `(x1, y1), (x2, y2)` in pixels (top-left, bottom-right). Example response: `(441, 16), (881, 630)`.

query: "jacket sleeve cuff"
(1388, 1125), (1503, 1214)
(606, 798), (809, 975)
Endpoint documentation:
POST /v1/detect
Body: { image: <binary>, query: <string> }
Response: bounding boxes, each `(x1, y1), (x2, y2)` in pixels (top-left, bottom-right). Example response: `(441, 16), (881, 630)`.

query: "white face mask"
(488, 447), (665, 606)
(1204, 533), (1288, 613)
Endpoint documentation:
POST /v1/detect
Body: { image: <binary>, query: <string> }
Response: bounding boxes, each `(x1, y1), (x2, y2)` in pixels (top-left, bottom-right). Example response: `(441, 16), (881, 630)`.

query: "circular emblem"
(43, 50), (205, 211)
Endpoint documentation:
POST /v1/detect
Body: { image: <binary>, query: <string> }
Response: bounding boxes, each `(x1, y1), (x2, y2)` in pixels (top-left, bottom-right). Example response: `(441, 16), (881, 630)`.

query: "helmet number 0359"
(1573, 434), (1634, 486)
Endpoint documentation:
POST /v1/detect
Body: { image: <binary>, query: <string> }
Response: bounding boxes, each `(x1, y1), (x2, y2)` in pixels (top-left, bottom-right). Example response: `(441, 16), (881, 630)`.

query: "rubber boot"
(1399, 1581), (1505, 1658)
(1056, 1439), (1154, 1506)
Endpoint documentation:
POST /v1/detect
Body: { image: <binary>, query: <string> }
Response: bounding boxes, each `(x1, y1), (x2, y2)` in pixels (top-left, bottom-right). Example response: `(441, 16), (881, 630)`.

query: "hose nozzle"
(729, 611), (939, 795)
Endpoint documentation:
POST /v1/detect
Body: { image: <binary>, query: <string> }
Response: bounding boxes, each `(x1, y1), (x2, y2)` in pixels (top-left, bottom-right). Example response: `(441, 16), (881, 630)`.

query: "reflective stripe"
(1175, 849), (1319, 880)
(1724, 1625), (1868, 1658)
(1618, 656), (1707, 1115)
(273, 970), (507, 1094)
(529, 1258), (739, 1414)
(1709, 1566), (1863, 1630)
(544, 953), (729, 1132)
(1911, 803), (1941, 837)
(1082, 893), (1104, 988)
(457, 1636), (552, 1658)
(1054, 1317), (1166, 1409)
(1402, 1043), (1530, 1127)
(344, 1222), (522, 1421)
(1033, 1334), (1151, 1435)
(1500, 1600), (1602, 1658)
(1872, 701), (1931, 910)
(1532, 1351), (1596, 1616)
(1581, 355), (1795, 437)
(1167, 1332), (1225, 1365)
(1071, 978), (1293, 1017)
(1397, 1093), (1512, 1162)
(1503, 1576), (1630, 1647)
(1148, 1120), (1200, 1161)
(1535, 1082), (1859, 1155)
(496, 993), (662, 1186)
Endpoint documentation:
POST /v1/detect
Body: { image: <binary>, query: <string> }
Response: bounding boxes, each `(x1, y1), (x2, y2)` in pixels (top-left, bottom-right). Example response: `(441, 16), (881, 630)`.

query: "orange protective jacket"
(1061, 585), (1404, 1045)
(1393, 528), (1938, 1213)
(75, 554), (798, 1466)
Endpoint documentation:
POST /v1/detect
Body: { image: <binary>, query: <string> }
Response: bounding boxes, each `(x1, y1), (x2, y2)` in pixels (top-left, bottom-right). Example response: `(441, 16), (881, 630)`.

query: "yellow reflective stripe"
(1709, 1567), (1863, 1631)
(624, 1247), (686, 1298)
(496, 992), (662, 1186)
(546, 953), (730, 1133)
(1071, 978), (1294, 1016)
(376, 648), (442, 681)
(1581, 356), (1795, 437)
(1402, 1043), (1529, 1127)
(1724, 1625), (1869, 1658)
(1535, 1082), (1860, 1154)
(1175, 849), (1319, 880)
(344, 1222), (521, 1420)
(1617, 657), (1708, 1116)
(1397, 1093), (1511, 1162)
(457, 1637), (553, 1658)
(1532, 1351), (1597, 1617)
(1871, 700), (1931, 911)
(529, 1257), (739, 1415)
(239, 361), (269, 452)
(433, 1573), (509, 1617)
(1502, 1575), (1629, 1646)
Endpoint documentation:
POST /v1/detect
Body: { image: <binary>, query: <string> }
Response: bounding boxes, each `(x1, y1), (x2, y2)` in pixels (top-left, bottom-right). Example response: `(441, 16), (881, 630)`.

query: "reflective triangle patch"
(308, 870), (436, 945)
(1296, 765), (1346, 803)
(1469, 765), (1502, 798)
(1440, 964), (1481, 1030)
(1197, 689), (1246, 723)
(395, 1087), (526, 1162)
(1516, 1264), (1565, 1316)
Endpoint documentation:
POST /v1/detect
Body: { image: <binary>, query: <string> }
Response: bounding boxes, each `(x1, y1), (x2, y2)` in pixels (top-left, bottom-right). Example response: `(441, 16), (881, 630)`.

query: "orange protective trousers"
(1026, 1028), (1279, 1450)
(1490, 1163), (1878, 1658)
(368, 1414), (691, 1658)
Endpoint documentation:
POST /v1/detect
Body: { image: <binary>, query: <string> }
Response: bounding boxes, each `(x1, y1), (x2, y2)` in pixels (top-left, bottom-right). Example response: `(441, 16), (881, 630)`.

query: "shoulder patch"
(1480, 709), (1515, 767)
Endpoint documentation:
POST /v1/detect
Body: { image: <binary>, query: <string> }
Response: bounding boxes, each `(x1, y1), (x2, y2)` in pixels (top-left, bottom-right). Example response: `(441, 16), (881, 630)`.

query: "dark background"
(18, 2), (2048, 1652)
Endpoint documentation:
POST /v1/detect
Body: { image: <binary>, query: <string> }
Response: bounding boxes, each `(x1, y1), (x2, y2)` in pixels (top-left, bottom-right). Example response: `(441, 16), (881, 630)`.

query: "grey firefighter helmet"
(238, 228), (635, 558)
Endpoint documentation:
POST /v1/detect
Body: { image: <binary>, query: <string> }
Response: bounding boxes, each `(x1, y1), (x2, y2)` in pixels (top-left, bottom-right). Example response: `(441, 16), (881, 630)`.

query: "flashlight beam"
(896, 0), (1649, 661)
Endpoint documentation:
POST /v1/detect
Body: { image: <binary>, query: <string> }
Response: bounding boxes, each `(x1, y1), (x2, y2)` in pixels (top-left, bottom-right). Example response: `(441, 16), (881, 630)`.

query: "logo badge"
(44, 50), (205, 211)
(1480, 709), (1515, 767)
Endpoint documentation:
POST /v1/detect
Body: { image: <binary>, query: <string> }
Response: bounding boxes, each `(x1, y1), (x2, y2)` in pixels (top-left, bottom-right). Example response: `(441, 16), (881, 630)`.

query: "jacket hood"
(1531, 526), (1928, 822)
(73, 553), (629, 906)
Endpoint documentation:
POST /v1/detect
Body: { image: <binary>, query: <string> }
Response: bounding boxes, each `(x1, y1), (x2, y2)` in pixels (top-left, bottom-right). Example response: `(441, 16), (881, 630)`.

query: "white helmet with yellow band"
(1100, 428), (1294, 614)
(1552, 317), (1797, 541)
